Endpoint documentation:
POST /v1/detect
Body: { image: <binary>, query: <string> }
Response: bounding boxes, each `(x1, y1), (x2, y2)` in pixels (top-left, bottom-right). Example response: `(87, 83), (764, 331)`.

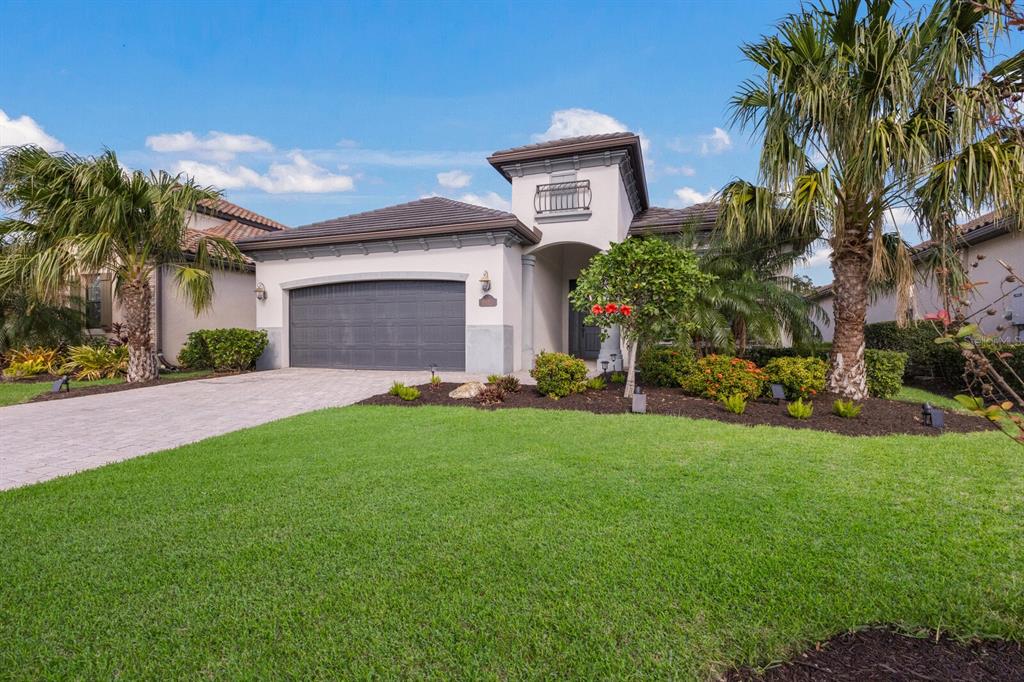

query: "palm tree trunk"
(732, 318), (748, 354)
(121, 276), (158, 383)
(827, 226), (871, 400)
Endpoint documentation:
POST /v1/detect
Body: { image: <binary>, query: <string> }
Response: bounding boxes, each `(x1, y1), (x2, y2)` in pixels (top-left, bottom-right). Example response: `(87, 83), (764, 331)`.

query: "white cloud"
(146, 130), (273, 161)
(802, 245), (833, 268)
(673, 186), (714, 207)
(458, 191), (511, 212)
(533, 108), (650, 152)
(174, 152), (354, 194)
(0, 109), (64, 151)
(699, 127), (732, 155)
(437, 169), (471, 189)
(663, 165), (696, 176)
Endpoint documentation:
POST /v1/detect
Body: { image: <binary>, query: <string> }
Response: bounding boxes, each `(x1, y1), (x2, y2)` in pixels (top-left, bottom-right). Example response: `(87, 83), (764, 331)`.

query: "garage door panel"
(290, 280), (465, 370)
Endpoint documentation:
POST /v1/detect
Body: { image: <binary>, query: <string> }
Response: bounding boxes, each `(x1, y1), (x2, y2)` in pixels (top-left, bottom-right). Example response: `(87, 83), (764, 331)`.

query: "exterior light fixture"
(600, 360), (609, 377)
(921, 402), (944, 429)
(428, 363), (438, 380)
(631, 384), (647, 414)
(610, 353), (618, 371)
(254, 282), (267, 301)
(479, 271), (492, 292)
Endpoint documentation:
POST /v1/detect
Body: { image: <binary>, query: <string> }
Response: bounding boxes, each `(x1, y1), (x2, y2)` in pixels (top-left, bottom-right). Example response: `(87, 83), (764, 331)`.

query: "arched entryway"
(521, 241), (621, 369)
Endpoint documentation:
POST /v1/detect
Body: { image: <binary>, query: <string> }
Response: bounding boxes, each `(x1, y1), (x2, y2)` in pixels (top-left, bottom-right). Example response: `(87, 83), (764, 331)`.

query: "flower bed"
(359, 382), (994, 437)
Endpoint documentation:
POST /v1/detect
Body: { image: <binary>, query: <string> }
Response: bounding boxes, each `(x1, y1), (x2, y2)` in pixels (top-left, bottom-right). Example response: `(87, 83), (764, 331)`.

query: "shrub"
(864, 321), (943, 379)
(679, 355), (766, 400)
(489, 374), (521, 393)
(178, 328), (268, 371)
(720, 393), (747, 415)
(477, 384), (506, 405)
(585, 376), (607, 391)
(2, 346), (63, 377)
(744, 344), (829, 367)
(530, 351), (588, 399)
(2, 358), (49, 379)
(609, 371), (626, 384)
(430, 375), (442, 387)
(865, 349), (907, 399)
(763, 356), (827, 400)
(388, 382), (420, 401)
(60, 344), (128, 380)
(787, 398), (814, 419)
(637, 344), (695, 387)
(833, 399), (862, 418)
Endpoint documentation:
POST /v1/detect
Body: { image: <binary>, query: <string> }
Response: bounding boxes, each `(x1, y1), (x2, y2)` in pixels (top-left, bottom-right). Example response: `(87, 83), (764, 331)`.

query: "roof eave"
(237, 218), (541, 251)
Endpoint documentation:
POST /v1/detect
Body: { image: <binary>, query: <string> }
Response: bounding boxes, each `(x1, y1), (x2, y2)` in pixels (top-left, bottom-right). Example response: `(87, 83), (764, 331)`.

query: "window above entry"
(534, 176), (592, 223)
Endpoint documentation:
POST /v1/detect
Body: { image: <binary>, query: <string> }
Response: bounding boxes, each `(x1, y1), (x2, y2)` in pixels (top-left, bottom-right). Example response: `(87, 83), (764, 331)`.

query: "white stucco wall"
(160, 267), (257, 362)
(251, 243), (523, 372)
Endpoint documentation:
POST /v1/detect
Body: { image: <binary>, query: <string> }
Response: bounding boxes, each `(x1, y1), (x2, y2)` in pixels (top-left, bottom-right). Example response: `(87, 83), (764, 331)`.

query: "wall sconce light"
(479, 271), (492, 292)
(254, 282), (267, 301)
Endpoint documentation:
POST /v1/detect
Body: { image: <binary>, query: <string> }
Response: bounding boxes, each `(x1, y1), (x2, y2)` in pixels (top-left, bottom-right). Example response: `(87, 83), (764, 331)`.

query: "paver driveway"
(0, 368), (505, 491)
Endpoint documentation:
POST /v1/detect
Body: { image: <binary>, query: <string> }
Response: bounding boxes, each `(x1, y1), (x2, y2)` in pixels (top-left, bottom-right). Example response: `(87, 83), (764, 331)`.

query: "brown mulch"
(358, 382), (995, 437)
(722, 628), (1024, 681)
(28, 372), (222, 403)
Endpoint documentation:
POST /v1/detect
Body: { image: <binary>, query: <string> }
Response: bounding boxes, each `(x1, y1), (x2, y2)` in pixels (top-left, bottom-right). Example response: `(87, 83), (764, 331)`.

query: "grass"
(894, 385), (971, 413)
(0, 370), (211, 407)
(1, 407), (1021, 679)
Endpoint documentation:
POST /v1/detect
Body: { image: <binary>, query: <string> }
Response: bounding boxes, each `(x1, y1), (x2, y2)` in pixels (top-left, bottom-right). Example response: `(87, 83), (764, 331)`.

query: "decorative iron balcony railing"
(534, 179), (592, 214)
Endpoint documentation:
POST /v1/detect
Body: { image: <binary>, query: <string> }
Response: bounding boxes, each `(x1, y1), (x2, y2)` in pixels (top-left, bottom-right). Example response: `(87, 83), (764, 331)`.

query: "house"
(239, 133), (716, 374)
(809, 212), (1023, 342)
(84, 198), (287, 361)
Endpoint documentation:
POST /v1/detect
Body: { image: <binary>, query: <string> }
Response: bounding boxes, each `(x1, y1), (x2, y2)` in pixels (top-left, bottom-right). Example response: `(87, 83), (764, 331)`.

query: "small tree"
(569, 238), (712, 397)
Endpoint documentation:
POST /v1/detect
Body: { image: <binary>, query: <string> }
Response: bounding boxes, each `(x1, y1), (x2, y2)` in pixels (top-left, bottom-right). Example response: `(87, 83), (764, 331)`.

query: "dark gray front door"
(289, 280), (465, 370)
(568, 280), (601, 360)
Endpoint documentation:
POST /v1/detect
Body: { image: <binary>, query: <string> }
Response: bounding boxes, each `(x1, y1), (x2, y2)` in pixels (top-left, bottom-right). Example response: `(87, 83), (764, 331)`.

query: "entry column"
(521, 254), (536, 369)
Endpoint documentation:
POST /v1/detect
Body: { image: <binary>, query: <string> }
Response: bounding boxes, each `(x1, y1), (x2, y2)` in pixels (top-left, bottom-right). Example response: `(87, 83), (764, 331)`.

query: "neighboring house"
(239, 133), (717, 374)
(84, 198), (287, 361)
(809, 212), (1023, 342)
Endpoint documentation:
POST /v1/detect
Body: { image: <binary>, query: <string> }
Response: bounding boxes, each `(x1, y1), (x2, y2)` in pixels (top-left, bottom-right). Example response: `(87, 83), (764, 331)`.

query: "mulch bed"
(722, 628), (1024, 681)
(27, 372), (222, 403)
(359, 382), (994, 437)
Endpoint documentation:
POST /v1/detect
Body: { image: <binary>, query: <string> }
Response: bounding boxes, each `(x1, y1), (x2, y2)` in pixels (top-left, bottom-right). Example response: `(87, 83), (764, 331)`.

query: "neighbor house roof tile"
(629, 203), (718, 235)
(197, 198), (288, 231)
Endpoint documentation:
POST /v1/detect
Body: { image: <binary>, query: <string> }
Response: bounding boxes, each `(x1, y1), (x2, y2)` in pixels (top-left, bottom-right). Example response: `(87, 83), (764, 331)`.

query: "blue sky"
(1, 0), (1018, 284)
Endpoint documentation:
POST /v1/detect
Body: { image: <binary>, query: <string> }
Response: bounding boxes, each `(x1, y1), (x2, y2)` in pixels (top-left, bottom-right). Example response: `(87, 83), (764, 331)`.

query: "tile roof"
(629, 203), (718, 235)
(180, 228), (255, 265)
(488, 132), (639, 159)
(197, 198), (287, 231)
(238, 196), (540, 250)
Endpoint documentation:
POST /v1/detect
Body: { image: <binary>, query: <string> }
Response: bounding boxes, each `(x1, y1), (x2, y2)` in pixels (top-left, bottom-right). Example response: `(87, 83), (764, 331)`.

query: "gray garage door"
(289, 280), (465, 370)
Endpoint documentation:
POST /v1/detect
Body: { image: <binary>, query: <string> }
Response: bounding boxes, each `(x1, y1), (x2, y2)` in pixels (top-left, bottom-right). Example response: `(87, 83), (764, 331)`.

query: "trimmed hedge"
(638, 344), (695, 387)
(864, 349), (907, 399)
(763, 356), (827, 400)
(530, 351), (588, 399)
(679, 355), (767, 400)
(179, 328), (268, 371)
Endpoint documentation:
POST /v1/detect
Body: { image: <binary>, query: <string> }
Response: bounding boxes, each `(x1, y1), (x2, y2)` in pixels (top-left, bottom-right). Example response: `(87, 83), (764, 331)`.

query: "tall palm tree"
(718, 0), (1024, 399)
(0, 146), (247, 382)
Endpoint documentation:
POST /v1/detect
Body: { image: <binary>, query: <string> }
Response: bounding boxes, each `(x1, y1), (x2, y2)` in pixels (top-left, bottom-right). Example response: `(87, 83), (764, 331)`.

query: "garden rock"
(449, 381), (485, 399)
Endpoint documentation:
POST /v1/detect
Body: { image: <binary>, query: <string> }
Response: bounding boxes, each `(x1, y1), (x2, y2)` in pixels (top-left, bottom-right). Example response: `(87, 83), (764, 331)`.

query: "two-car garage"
(288, 280), (466, 371)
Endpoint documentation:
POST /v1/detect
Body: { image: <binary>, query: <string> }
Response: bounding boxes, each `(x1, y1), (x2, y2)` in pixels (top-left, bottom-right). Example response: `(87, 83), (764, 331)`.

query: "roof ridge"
(489, 131), (637, 157)
(296, 195), (513, 230)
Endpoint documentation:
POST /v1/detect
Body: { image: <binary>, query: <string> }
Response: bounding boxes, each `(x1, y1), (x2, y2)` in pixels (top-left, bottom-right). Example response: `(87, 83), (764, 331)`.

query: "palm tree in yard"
(718, 0), (1024, 399)
(0, 146), (247, 382)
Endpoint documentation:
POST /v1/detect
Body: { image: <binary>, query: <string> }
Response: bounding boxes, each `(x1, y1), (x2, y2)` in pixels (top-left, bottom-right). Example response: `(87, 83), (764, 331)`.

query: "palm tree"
(718, 0), (1024, 399)
(0, 146), (247, 382)
(672, 230), (826, 354)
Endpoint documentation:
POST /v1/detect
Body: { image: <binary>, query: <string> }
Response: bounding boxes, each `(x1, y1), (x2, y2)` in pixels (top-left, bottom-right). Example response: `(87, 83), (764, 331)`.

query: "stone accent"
(448, 381), (486, 399)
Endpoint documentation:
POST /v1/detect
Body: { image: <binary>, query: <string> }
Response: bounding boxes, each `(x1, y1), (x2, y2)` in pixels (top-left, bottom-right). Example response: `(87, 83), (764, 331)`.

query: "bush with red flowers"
(679, 354), (767, 400)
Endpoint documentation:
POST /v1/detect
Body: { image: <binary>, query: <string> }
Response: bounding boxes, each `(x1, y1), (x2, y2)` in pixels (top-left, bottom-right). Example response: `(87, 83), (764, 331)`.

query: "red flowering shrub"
(591, 304), (604, 315)
(604, 302), (619, 314)
(679, 355), (767, 400)
(620, 305), (632, 316)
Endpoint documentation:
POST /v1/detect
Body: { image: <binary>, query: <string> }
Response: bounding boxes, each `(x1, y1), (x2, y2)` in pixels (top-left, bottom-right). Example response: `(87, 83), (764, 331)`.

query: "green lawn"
(0, 370), (211, 407)
(1, 407), (1021, 679)
(894, 385), (971, 413)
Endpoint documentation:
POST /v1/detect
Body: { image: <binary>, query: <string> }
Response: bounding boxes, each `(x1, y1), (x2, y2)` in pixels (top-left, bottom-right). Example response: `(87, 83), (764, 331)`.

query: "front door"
(568, 280), (601, 360)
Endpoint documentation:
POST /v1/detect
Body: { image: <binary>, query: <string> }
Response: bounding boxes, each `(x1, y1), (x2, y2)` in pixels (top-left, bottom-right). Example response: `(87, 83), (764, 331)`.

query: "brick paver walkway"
(1, 368), (519, 491)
